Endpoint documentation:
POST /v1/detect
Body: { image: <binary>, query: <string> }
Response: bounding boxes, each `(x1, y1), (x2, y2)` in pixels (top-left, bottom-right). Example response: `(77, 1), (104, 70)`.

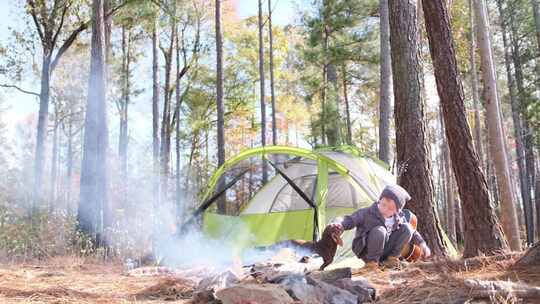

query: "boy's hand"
(420, 242), (431, 260)
(328, 223), (344, 235)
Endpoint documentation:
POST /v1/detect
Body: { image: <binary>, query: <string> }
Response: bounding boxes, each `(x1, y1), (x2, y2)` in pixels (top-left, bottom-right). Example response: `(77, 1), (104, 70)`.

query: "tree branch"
(0, 84), (40, 97)
(50, 0), (130, 71)
(27, 0), (45, 43)
(50, 22), (88, 72)
(51, 1), (70, 50)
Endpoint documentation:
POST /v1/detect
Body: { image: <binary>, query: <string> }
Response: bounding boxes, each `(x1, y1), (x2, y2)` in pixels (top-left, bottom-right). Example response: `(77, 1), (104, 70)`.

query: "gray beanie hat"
(379, 184), (411, 210)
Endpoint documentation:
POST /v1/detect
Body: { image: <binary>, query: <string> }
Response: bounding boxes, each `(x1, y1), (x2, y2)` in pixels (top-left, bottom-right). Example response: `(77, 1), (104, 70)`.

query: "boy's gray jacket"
(340, 202), (425, 256)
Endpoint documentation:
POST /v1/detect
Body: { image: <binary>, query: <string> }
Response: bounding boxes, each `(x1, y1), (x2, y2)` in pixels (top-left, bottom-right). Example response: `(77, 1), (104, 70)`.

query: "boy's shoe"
(381, 256), (407, 270)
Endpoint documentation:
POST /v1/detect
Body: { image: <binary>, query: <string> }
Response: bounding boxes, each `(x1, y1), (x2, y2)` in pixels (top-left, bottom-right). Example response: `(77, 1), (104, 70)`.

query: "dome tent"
(188, 145), (395, 260)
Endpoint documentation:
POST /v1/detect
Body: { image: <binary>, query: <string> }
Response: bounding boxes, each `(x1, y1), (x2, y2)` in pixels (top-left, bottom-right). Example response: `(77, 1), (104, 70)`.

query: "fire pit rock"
(216, 283), (295, 304)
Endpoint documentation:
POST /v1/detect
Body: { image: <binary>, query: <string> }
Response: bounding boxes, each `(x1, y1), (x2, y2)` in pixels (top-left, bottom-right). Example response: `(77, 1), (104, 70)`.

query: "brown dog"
(264, 225), (343, 271)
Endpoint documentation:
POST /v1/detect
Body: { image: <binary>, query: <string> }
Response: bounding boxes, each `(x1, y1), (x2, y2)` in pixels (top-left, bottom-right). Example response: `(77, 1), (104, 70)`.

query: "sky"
(0, 0), (298, 141)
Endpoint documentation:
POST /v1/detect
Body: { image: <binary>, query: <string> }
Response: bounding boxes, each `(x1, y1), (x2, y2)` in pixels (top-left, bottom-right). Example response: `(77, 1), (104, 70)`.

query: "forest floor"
(0, 253), (539, 303)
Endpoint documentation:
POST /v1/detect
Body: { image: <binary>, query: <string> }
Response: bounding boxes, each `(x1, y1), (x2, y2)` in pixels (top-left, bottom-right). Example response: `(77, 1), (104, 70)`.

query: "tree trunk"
(536, 161), (540, 240)
(160, 20), (176, 205)
(473, 0), (521, 251)
(325, 63), (340, 146)
(268, 0), (277, 146)
(322, 0), (340, 147)
(421, 0), (508, 257)
(78, 0), (109, 246)
(66, 121), (73, 215)
(119, 25), (130, 208)
(152, 16), (160, 211)
(508, 4), (538, 243)
(175, 26), (182, 221)
(379, 0), (392, 165)
(258, 0), (268, 184)
(496, 0), (534, 245)
(468, 0), (485, 168)
(33, 53), (51, 213)
(532, 0), (540, 50)
(389, 0), (450, 257)
(342, 65), (352, 145)
(440, 111), (456, 244)
(215, 0), (226, 213)
(49, 120), (59, 213)
(151, 16), (161, 255)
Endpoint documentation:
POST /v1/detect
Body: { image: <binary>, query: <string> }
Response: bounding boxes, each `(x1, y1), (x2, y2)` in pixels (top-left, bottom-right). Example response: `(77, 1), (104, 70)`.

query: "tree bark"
(532, 0), (540, 51)
(473, 0), (521, 251)
(175, 25), (182, 221)
(440, 111), (456, 244)
(49, 118), (59, 213)
(508, 5), (537, 243)
(379, 0), (392, 165)
(468, 0), (485, 168)
(268, 0), (277, 146)
(119, 25), (130, 208)
(215, 0), (226, 213)
(33, 53), (51, 213)
(258, 0), (268, 184)
(65, 121), (74, 215)
(342, 65), (352, 145)
(389, 0), (450, 257)
(151, 15), (161, 245)
(496, 0), (534, 245)
(160, 19), (176, 205)
(78, 0), (109, 246)
(421, 0), (508, 257)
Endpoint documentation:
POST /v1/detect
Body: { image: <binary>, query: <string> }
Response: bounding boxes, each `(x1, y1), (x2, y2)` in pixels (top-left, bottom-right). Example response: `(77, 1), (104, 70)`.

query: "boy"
(331, 184), (431, 270)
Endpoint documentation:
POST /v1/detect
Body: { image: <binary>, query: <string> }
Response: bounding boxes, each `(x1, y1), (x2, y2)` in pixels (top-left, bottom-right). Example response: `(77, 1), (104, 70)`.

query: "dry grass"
(0, 256), (193, 303)
(367, 253), (540, 304)
(1, 253), (539, 303)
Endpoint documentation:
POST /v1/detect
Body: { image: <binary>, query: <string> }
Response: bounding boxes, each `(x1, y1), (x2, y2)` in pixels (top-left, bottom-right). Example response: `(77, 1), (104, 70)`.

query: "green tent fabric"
(198, 145), (396, 260)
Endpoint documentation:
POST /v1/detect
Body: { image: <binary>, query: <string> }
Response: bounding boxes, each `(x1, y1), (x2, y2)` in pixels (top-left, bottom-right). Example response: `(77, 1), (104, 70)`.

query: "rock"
(308, 267), (352, 283)
(332, 278), (376, 303)
(276, 274), (324, 304)
(216, 283), (295, 304)
(191, 289), (222, 304)
(196, 270), (240, 293)
(306, 276), (358, 304)
(274, 274), (357, 304)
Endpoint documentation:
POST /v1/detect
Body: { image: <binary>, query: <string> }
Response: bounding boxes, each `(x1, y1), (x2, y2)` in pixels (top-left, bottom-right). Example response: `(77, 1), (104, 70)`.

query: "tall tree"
(49, 104), (60, 212)
(78, 0), (109, 245)
(468, 0), (485, 167)
(533, 0), (540, 50)
(379, 0), (392, 165)
(258, 0), (268, 183)
(159, 8), (176, 205)
(342, 64), (352, 145)
(151, 13), (161, 220)
(507, 1), (537, 245)
(25, 0), (89, 212)
(322, 0), (341, 146)
(421, 0), (508, 256)
(118, 24), (131, 207)
(496, 0), (535, 244)
(440, 111), (456, 244)
(473, 0), (521, 251)
(389, 0), (450, 257)
(268, 0), (277, 146)
(215, 0), (226, 213)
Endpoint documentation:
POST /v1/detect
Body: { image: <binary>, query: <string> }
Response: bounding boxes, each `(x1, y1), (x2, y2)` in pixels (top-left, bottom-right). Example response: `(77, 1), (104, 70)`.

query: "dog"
(261, 225), (343, 271)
